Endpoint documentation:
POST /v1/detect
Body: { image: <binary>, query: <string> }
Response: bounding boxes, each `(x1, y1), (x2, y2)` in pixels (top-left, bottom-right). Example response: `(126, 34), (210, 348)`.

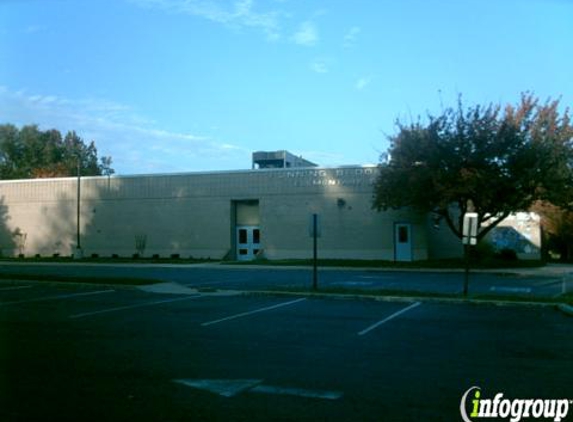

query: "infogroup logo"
(460, 387), (572, 422)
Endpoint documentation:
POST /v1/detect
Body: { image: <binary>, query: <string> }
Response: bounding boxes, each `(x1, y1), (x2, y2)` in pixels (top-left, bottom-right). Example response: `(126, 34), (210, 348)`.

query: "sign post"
(309, 214), (321, 291)
(462, 213), (478, 297)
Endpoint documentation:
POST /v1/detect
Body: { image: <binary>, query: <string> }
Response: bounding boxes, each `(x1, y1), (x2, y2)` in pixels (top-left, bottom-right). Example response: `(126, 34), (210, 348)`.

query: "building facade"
(0, 163), (539, 261)
(0, 165), (464, 260)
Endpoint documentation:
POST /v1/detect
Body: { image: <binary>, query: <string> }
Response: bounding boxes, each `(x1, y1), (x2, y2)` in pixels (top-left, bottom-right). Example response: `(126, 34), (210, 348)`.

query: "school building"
(0, 151), (540, 261)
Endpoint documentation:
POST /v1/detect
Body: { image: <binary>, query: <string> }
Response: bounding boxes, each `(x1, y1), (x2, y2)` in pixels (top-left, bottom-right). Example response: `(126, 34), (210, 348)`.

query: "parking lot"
(1, 274), (572, 422)
(0, 262), (568, 298)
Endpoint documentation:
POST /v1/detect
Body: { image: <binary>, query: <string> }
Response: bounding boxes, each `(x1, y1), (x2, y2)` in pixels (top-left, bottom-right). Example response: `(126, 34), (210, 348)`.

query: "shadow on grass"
(224, 258), (546, 269)
(0, 272), (159, 285)
(260, 285), (572, 305)
(0, 256), (217, 265)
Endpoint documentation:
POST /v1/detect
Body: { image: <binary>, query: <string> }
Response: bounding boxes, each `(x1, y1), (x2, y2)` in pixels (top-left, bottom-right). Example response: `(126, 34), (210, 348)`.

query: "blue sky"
(1, 0), (572, 175)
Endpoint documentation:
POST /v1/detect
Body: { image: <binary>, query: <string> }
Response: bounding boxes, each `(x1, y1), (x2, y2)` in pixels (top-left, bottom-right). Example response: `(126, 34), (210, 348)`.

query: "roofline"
(0, 164), (379, 185)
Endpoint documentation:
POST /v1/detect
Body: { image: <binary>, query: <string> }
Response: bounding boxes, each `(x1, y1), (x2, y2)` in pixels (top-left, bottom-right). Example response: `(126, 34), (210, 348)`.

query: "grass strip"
(225, 258), (545, 269)
(0, 272), (159, 286)
(0, 257), (217, 265)
(260, 285), (573, 305)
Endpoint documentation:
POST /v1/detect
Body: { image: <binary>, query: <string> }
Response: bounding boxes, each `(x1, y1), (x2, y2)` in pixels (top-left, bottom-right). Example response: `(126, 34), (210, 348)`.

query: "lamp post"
(75, 157), (82, 258)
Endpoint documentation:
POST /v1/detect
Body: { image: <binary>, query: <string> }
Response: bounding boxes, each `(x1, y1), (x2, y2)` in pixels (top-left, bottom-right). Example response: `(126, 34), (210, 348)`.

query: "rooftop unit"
(252, 150), (318, 169)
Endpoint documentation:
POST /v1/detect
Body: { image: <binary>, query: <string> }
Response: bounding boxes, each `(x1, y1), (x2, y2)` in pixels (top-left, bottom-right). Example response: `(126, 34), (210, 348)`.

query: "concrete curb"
(239, 289), (561, 308)
(557, 304), (573, 317)
(0, 260), (559, 276)
(139, 282), (199, 295)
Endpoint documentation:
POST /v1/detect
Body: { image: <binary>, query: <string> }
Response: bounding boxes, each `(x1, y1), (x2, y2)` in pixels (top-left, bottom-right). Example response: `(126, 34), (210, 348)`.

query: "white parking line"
(358, 302), (421, 336)
(0, 285), (33, 291)
(251, 385), (343, 400)
(201, 298), (307, 327)
(490, 286), (532, 294)
(69, 295), (203, 319)
(0, 289), (114, 306)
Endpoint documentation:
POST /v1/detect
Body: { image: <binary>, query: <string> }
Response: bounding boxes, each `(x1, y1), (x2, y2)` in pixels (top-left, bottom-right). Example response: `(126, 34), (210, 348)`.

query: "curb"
(239, 289), (561, 308)
(557, 304), (573, 317)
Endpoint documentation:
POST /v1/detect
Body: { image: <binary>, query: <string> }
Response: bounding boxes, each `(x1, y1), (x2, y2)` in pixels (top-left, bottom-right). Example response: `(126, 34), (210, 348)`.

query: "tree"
(373, 94), (573, 241)
(532, 201), (573, 261)
(0, 124), (113, 179)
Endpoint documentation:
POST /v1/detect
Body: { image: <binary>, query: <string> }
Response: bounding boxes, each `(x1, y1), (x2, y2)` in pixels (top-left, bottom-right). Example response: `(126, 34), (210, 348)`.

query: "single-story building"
(0, 151), (540, 261)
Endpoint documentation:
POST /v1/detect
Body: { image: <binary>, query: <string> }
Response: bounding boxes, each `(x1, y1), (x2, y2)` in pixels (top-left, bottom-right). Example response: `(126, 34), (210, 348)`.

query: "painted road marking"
(69, 295), (202, 319)
(201, 298), (307, 327)
(331, 281), (374, 287)
(0, 285), (33, 291)
(0, 289), (114, 306)
(174, 378), (343, 400)
(174, 379), (262, 398)
(358, 302), (421, 336)
(251, 385), (343, 400)
(489, 286), (532, 294)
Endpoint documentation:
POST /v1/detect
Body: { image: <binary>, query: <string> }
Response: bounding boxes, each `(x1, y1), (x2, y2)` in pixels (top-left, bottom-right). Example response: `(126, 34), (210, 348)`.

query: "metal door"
(236, 226), (261, 261)
(394, 223), (412, 261)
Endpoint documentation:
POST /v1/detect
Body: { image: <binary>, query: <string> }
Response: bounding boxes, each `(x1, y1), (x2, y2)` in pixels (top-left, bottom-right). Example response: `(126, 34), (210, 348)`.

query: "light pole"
(75, 157), (82, 258)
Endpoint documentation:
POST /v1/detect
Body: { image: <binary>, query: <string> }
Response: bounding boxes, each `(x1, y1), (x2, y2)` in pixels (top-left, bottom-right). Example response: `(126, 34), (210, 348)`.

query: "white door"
(236, 225), (261, 261)
(394, 223), (412, 262)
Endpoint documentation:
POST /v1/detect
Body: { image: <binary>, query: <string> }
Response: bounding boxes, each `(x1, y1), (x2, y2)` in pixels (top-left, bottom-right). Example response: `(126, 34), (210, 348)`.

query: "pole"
(463, 244), (470, 297)
(76, 159), (81, 250)
(312, 213), (318, 291)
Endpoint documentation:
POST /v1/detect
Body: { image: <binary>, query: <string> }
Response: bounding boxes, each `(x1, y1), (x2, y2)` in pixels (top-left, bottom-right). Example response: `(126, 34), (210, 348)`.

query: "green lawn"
(0, 272), (159, 286)
(225, 258), (545, 269)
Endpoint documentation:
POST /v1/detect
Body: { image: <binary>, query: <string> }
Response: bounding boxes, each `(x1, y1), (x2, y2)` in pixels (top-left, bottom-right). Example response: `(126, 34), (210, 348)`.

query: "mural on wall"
(488, 213), (541, 255)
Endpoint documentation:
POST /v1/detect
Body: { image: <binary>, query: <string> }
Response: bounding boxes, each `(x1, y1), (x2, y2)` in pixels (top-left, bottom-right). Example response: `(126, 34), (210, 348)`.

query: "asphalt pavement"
(0, 261), (570, 298)
(0, 279), (572, 421)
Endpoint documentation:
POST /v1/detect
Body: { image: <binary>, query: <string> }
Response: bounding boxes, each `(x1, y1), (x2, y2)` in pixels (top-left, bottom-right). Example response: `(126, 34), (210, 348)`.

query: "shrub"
(496, 248), (518, 261)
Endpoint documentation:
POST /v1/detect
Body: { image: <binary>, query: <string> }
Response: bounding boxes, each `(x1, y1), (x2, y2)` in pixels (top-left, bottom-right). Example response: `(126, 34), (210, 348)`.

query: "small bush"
(496, 248), (518, 261)
(469, 241), (495, 261)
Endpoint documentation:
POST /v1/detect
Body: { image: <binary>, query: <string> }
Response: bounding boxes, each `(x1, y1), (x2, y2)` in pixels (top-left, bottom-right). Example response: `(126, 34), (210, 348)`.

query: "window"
(239, 249), (248, 255)
(398, 226), (409, 243)
(253, 229), (260, 244)
(238, 229), (247, 244)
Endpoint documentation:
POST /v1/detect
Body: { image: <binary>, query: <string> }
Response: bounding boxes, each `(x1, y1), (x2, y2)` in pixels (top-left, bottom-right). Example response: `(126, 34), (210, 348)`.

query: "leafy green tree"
(0, 124), (113, 179)
(532, 201), (573, 261)
(373, 94), (573, 241)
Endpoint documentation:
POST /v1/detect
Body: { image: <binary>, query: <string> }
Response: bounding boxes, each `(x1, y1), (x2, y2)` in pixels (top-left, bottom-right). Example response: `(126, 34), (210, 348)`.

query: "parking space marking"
(358, 302), (421, 336)
(490, 286), (532, 294)
(174, 378), (343, 400)
(0, 289), (115, 306)
(251, 385), (343, 400)
(0, 285), (33, 291)
(69, 295), (203, 319)
(201, 297), (307, 327)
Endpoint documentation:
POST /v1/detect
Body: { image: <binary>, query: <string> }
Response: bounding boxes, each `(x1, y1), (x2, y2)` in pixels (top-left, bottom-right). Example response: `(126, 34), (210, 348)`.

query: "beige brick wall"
(0, 167), (430, 260)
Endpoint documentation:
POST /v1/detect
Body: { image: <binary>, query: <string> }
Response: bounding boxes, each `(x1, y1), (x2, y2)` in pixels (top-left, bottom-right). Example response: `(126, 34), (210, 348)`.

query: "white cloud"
(291, 21), (318, 46)
(310, 58), (328, 74)
(0, 87), (249, 174)
(24, 25), (48, 34)
(130, 0), (283, 41)
(343, 26), (360, 48)
(355, 76), (371, 91)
